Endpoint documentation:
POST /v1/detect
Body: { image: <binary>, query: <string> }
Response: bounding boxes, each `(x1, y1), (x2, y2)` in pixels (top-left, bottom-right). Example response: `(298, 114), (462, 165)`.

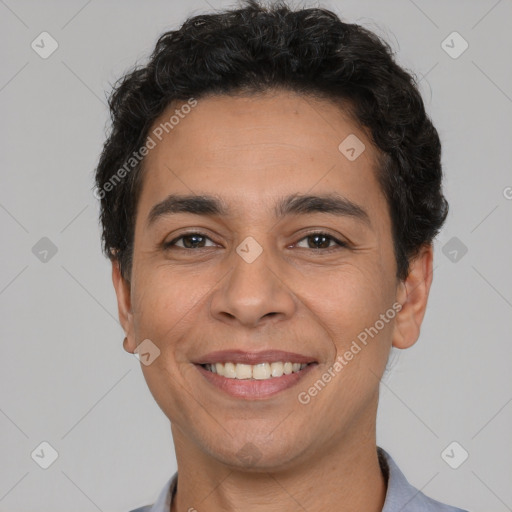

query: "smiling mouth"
(201, 361), (314, 380)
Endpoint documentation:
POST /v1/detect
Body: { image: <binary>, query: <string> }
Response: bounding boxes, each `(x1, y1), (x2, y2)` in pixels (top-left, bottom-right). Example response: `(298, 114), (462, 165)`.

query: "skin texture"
(112, 90), (434, 512)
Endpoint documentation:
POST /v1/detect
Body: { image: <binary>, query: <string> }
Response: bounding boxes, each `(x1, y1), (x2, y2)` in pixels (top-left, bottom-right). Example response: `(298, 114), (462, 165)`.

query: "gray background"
(1, 0), (511, 510)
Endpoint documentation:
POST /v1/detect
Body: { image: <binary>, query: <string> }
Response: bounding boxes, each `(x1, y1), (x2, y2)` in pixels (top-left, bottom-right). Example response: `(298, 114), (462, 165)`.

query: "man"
(95, 1), (468, 510)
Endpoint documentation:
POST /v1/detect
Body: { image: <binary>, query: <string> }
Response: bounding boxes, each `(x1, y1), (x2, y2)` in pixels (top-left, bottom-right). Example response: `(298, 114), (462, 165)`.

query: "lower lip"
(195, 363), (317, 400)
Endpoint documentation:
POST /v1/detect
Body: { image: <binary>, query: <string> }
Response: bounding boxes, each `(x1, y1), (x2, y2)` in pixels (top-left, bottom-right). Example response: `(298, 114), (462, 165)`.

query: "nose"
(209, 245), (297, 329)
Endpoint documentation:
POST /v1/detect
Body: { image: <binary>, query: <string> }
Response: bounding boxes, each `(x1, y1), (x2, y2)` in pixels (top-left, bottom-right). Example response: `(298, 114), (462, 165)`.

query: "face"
(113, 90), (432, 471)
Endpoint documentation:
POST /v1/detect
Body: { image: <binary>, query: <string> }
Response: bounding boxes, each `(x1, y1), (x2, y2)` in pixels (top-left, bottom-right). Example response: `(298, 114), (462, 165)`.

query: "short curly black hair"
(95, 0), (448, 282)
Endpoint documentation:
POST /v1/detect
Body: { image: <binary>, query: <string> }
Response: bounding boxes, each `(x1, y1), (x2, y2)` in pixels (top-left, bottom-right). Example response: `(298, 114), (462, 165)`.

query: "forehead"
(138, 91), (386, 219)
(146, 91), (374, 162)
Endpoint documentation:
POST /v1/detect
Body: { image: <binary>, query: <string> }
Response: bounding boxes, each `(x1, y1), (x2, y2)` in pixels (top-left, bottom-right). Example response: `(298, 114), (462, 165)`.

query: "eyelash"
(163, 231), (349, 252)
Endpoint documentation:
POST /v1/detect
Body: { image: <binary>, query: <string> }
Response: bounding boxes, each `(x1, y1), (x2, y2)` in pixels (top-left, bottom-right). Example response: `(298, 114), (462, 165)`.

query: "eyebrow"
(147, 193), (371, 227)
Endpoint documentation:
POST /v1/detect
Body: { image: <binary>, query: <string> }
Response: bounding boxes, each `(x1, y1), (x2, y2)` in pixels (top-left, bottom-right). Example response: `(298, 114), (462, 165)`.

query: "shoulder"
(378, 447), (469, 512)
(406, 490), (470, 511)
(127, 473), (177, 512)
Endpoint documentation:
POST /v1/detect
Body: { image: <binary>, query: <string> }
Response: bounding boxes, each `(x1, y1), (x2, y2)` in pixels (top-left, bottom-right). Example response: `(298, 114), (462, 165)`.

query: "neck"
(169, 420), (386, 512)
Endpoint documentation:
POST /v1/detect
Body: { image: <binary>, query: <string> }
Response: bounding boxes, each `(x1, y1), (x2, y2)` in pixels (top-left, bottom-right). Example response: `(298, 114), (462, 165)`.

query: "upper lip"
(194, 350), (317, 365)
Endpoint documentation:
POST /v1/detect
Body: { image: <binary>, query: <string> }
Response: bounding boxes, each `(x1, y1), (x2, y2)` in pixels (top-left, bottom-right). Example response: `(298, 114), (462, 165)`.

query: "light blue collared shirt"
(130, 447), (469, 512)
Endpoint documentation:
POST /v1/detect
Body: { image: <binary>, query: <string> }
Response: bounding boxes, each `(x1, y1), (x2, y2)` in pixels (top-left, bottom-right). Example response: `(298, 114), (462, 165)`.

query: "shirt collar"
(148, 447), (462, 512)
(148, 472), (176, 512)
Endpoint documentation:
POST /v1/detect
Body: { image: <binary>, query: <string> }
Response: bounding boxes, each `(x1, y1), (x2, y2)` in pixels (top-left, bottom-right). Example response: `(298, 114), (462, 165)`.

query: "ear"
(392, 244), (434, 349)
(111, 260), (137, 354)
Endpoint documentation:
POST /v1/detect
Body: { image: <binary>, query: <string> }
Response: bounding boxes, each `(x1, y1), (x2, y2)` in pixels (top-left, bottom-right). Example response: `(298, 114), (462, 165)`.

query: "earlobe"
(392, 244), (434, 350)
(111, 261), (137, 353)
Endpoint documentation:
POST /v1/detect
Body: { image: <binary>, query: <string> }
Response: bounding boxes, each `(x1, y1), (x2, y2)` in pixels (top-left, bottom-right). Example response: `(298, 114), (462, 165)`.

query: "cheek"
(302, 266), (395, 407)
(305, 263), (391, 340)
(131, 269), (206, 422)
(131, 264), (210, 336)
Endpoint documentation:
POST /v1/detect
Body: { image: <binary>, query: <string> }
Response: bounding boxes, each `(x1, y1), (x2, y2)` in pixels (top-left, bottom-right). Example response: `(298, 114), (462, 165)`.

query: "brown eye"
(164, 233), (215, 249)
(295, 232), (347, 250)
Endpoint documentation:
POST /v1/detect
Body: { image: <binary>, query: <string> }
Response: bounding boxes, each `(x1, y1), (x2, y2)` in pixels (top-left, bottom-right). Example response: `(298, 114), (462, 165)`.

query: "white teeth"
(236, 363), (253, 379)
(252, 363), (271, 380)
(204, 361), (309, 379)
(270, 362), (284, 377)
(224, 362), (236, 378)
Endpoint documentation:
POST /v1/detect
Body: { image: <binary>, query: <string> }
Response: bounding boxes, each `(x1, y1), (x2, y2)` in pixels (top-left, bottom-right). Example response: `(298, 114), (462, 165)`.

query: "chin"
(203, 432), (308, 473)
